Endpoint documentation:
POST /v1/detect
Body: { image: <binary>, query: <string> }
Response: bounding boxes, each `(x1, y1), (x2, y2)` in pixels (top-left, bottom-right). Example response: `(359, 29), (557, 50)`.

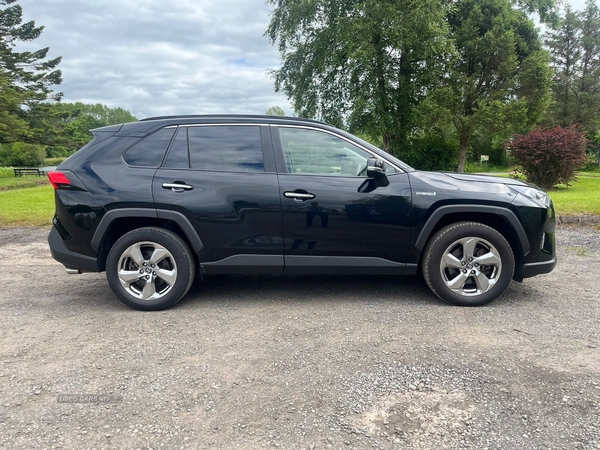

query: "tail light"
(48, 171), (72, 189)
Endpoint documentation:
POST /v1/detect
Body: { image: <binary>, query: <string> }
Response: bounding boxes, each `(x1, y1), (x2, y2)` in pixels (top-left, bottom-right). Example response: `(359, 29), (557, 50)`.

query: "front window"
(278, 127), (395, 176)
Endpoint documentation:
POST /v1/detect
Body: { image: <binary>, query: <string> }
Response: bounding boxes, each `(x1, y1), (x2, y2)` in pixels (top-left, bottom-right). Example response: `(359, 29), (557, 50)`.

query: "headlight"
(511, 185), (552, 208)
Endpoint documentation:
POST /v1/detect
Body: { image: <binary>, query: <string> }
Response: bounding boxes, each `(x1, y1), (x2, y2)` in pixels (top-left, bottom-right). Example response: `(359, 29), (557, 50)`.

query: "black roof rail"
(138, 114), (327, 125)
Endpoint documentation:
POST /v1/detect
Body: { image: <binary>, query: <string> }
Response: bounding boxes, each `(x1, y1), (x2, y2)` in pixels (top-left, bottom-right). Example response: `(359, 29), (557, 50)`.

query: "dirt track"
(0, 226), (598, 449)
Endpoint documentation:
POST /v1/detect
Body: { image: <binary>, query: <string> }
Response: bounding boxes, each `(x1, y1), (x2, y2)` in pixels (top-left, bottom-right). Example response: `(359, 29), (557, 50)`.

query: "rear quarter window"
(123, 127), (176, 167)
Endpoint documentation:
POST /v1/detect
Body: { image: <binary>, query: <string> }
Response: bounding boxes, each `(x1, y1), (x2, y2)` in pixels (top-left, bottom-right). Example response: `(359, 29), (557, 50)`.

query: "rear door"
(272, 125), (413, 274)
(152, 124), (284, 273)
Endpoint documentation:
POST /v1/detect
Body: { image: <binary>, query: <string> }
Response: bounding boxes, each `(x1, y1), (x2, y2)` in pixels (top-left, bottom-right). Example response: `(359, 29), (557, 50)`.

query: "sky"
(18, 0), (293, 119)
(17, 0), (590, 120)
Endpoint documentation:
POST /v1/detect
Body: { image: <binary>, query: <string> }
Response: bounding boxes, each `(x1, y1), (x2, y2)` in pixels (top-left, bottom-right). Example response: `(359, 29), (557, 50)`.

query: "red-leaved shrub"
(508, 126), (588, 189)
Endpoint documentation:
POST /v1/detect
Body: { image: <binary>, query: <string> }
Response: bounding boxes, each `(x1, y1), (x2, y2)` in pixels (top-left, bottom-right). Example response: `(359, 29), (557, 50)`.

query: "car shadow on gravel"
(182, 274), (451, 308)
(52, 273), (535, 311)
(43, 274), (439, 311)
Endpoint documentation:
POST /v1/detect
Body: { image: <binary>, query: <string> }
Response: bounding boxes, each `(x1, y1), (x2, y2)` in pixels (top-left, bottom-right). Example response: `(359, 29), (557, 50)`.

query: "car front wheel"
(422, 222), (515, 306)
(106, 227), (195, 311)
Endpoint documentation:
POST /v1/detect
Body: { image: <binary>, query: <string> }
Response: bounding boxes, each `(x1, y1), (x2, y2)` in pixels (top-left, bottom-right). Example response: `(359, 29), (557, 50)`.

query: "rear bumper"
(48, 227), (100, 272)
(521, 257), (557, 278)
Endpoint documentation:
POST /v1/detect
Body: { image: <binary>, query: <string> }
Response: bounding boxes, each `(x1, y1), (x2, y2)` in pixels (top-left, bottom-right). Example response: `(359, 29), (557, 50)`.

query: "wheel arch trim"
(414, 205), (530, 256)
(156, 210), (204, 253)
(91, 208), (204, 254)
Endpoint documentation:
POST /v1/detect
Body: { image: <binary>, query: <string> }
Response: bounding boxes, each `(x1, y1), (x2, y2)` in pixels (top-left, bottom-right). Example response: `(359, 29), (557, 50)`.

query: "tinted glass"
(188, 126), (264, 172)
(123, 127), (176, 167)
(164, 127), (189, 169)
(279, 127), (395, 176)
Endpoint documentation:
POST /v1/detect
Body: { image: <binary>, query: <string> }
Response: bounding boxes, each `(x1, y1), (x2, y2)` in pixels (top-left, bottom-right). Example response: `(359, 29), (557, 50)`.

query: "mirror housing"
(366, 157), (389, 187)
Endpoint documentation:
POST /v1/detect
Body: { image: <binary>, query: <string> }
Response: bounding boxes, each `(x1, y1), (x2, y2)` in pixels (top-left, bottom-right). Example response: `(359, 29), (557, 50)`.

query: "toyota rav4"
(48, 115), (556, 310)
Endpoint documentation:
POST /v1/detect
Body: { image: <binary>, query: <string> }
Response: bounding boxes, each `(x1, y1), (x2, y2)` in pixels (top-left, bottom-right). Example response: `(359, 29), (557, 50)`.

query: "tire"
(106, 227), (195, 311)
(422, 222), (514, 306)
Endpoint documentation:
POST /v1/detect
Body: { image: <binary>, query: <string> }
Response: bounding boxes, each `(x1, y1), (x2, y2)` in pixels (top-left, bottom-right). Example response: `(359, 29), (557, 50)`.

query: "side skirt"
(284, 255), (406, 275)
(199, 254), (414, 276)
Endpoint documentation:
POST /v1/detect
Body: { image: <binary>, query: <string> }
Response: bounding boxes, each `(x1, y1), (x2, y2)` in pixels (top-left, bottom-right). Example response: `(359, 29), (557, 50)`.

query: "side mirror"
(366, 157), (389, 187)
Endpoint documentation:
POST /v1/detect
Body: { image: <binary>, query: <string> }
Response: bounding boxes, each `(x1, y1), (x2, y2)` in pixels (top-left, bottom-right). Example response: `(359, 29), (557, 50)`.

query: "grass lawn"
(549, 175), (600, 216)
(0, 176), (50, 190)
(0, 184), (54, 227)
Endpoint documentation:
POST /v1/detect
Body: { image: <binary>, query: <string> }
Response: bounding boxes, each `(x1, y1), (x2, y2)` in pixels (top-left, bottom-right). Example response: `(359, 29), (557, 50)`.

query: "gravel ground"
(0, 226), (598, 450)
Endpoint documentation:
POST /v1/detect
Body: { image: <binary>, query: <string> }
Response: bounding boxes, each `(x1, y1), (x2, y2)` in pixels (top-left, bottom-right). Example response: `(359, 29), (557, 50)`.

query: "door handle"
(283, 191), (316, 202)
(162, 182), (194, 192)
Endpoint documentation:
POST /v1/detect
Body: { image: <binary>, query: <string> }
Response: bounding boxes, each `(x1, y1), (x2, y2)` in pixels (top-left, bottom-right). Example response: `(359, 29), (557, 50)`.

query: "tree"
(0, 68), (29, 142)
(545, 1), (600, 132)
(0, 140), (44, 166)
(52, 102), (137, 125)
(0, 0), (62, 147)
(266, 0), (453, 156)
(42, 103), (137, 155)
(514, 0), (558, 23)
(509, 125), (588, 188)
(545, 5), (582, 127)
(265, 105), (286, 116)
(0, 0), (62, 104)
(576, 0), (600, 131)
(428, 0), (551, 172)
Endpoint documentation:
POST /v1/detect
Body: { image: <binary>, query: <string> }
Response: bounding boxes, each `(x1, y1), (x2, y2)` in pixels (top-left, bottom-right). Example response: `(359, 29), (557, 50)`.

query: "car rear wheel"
(106, 227), (195, 311)
(422, 222), (514, 306)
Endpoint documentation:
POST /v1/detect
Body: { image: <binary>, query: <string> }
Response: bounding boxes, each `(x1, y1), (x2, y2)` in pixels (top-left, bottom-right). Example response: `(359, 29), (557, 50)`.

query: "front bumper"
(48, 227), (100, 272)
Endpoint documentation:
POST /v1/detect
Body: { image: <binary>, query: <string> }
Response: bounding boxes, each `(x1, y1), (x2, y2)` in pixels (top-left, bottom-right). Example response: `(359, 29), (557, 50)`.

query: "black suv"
(48, 115), (556, 310)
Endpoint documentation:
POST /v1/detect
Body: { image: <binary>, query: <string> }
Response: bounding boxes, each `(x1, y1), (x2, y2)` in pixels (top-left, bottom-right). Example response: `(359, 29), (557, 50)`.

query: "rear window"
(123, 128), (176, 167)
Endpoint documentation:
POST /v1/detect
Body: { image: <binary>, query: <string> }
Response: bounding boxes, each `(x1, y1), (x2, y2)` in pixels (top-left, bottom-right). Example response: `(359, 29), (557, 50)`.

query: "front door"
(272, 126), (412, 274)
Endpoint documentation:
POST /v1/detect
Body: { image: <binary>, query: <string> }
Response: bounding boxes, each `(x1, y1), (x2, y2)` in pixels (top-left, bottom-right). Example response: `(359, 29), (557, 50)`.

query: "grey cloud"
(18, 0), (291, 118)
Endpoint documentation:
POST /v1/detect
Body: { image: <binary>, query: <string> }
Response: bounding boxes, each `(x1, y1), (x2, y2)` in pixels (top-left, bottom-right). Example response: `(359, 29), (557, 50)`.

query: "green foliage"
(0, 0), (62, 104)
(0, 166), (13, 177)
(427, 0), (551, 172)
(265, 106), (286, 116)
(44, 157), (66, 166)
(3, 3), (130, 168)
(0, 101), (137, 163)
(266, 0), (560, 171)
(463, 162), (511, 173)
(0, 141), (45, 166)
(40, 102), (137, 155)
(586, 130), (600, 169)
(45, 145), (70, 158)
(514, 0), (559, 24)
(51, 102), (137, 125)
(545, 1), (600, 133)
(0, 69), (30, 142)
(266, 0), (454, 155)
(582, 153), (600, 171)
(470, 132), (512, 166)
(0, 0), (62, 146)
(403, 135), (458, 171)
